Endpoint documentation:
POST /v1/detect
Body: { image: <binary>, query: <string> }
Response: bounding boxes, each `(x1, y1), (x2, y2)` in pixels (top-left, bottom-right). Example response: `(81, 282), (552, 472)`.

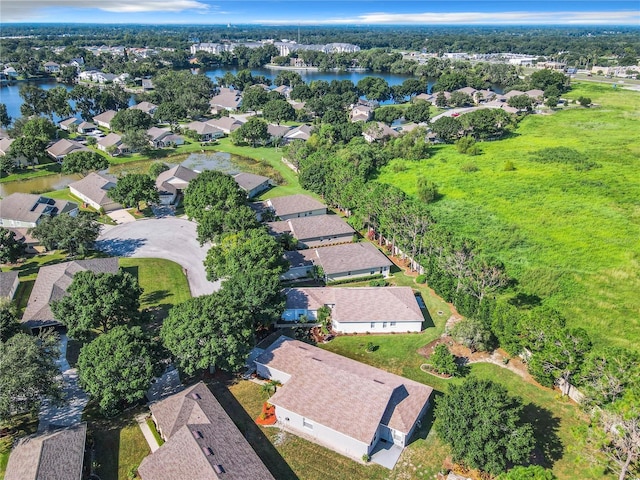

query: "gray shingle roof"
(156, 165), (199, 195)
(5, 422), (87, 480)
(313, 242), (392, 275)
(232, 172), (270, 193)
(256, 337), (432, 444)
(21, 258), (119, 330)
(139, 382), (275, 480)
(267, 215), (354, 242)
(97, 132), (122, 149)
(0, 271), (19, 299)
(68, 172), (120, 208)
(266, 194), (326, 218)
(92, 109), (117, 125)
(0, 193), (78, 225)
(46, 139), (88, 158)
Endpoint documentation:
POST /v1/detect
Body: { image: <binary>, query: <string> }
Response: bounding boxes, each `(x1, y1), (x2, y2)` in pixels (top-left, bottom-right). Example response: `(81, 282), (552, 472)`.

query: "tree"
(19, 84), (48, 117)
(373, 106), (403, 125)
(154, 102), (186, 131)
(29, 212), (100, 256)
(451, 318), (494, 352)
(232, 117), (270, 147)
(431, 116), (462, 143)
(148, 162), (169, 178)
(51, 270), (142, 341)
(429, 344), (458, 375)
(122, 129), (152, 153)
(46, 86), (73, 120)
(580, 347), (639, 407)
(0, 103), (11, 129)
(449, 91), (473, 107)
(61, 151), (109, 175)
(160, 292), (255, 375)
(530, 69), (569, 93)
(405, 101), (431, 123)
(416, 176), (438, 203)
(241, 85), (270, 112)
(21, 117), (57, 141)
(456, 135), (480, 155)
(496, 465), (556, 480)
(461, 108), (513, 140)
(78, 326), (155, 415)
(0, 332), (63, 422)
(357, 77), (390, 102)
(508, 94), (534, 111)
(108, 173), (159, 212)
(435, 91), (448, 108)
(545, 96), (559, 108)
(7, 136), (47, 166)
(0, 227), (26, 264)
(110, 108), (154, 132)
(0, 301), (21, 343)
(262, 99), (295, 124)
(435, 377), (535, 475)
(577, 96), (592, 107)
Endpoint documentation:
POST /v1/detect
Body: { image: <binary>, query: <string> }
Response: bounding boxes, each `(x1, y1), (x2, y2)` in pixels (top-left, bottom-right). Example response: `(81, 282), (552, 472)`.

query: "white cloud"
(2, 0), (209, 21)
(258, 10), (640, 25)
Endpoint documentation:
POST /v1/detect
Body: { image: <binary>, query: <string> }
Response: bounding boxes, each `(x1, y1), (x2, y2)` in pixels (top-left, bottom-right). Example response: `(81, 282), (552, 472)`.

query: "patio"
(370, 439), (404, 469)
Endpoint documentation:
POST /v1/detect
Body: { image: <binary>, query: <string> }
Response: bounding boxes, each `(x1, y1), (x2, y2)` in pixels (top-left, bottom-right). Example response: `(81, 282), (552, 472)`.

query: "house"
(204, 117), (244, 135)
(283, 124), (313, 143)
(21, 258), (119, 331)
(273, 84), (291, 98)
(287, 99), (306, 111)
(0, 271), (20, 301)
(267, 215), (355, 249)
(210, 87), (243, 113)
(68, 172), (121, 212)
(46, 138), (88, 162)
(156, 165), (199, 205)
(350, 104), (373, 122)
(76, 121), (97, 134)
(282, 242), (393, 282)
(93, 109), (117, 129)
(282, 287), (424, 333)
(255, 336), (432, 464)
(4, 423), (87, 480)
(267, 124), (292, 145)
(130, 101), (158, 115)
(97, 132), (127, 154)
(501, 90), (525, 101)
(232, 172), (272, 198)
(525, 89), (545, 101)
(69, 57), (85, 68)
(43, 61), (60, 73)
(363, 122), (399, 143)
(146, 127), (184, 148)
(138, 382), (275, 480)
(456, 86), (478, 97)
(0, 137), (30, 167)
(3, 66), (18, 78)
(59, 117), (80, 131)
(141, 78), (154, 90)
(0, 193), (78, 229)
(264, 194), (327, 220)
(184, 121), (224, 142)
(94, 72), (117, 84)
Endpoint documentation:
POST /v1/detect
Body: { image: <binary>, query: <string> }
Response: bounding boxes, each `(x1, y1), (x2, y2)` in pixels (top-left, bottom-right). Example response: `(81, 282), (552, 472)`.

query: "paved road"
(96, 217), (220, 297)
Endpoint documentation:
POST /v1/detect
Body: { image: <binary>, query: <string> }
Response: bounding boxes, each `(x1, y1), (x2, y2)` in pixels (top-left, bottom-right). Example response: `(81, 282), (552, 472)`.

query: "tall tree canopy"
(435, 377), (535, 475)
(78, 326), (156, 415)
(61, 151), (109, 175)
(29, 212), (100, 256)
(110, 108), (154, 132)
(0, 227), (26, 264)
(51, 269), (142, 341)
(108, 173), (159, 212)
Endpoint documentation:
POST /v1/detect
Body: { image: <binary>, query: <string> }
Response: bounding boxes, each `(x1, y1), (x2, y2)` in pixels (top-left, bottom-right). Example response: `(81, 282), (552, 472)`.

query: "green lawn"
(43, 188), (116, 224)
(377, 82), (640, 351)
(145, 418), (164, 446)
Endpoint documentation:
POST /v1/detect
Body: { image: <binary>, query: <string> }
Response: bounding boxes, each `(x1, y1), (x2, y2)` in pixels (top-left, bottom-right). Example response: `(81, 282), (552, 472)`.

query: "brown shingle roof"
(267, 215), (354, 242)
(68, 172), (120, 208)
(232, 172), (270, 193)
(256, 337), (432, 443)
(5, 422), (87, 480)
(313, 242), (392, 275)
(92, 109), (117, 125)
(0, 271), (19, 299)
(21, 258), (119, 330)
(139, 382), (275, 480)
(0, 193), (77, 225)
(97, 132), (122, 149)
(209, 87), (242, 110)
(266, 194), (326, 218)
(46, 139), (88, 158)
(284, 287), (423, 323)
(156, 165), (199, 195)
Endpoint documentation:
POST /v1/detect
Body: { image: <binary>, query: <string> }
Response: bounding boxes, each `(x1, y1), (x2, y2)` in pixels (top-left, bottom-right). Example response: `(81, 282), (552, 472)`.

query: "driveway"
(96, 217), (220, 297)
(107, 208), (136, 224)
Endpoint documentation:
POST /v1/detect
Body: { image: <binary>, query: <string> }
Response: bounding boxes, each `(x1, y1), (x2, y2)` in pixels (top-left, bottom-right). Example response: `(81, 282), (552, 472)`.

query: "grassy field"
(377, 82), (640, 351)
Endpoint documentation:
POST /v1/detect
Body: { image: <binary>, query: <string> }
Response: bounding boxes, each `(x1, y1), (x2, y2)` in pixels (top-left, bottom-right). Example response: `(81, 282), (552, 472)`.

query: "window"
(383, 322), (387, 328)
(370, 270), (375, 275)
(370, 322), (375, 329)
(303, 418), (313, 430)
(390, 322), (396, 327)
(347, 271), (351, 276)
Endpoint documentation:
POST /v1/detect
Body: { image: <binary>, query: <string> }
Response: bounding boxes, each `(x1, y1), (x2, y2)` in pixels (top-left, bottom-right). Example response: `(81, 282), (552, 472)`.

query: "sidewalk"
(136, 414), (160, 453)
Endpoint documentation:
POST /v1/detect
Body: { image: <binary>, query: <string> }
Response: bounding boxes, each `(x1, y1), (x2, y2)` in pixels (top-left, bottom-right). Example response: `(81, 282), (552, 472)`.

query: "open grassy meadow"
(377, 82), (640, 351)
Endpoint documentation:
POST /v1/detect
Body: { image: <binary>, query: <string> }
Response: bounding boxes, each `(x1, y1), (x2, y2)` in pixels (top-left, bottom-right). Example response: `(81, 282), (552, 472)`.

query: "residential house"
(255, 336), (432, 464)
(93, 109), (117, 129)
(141, 78), (154, 90)
(456, 86), (478, 97)
(501, 90), (526, 101)
(350, 104), (373, 122)
(0, 271), (20, 301)
(46, 138), (88, 162)
(68, 172), (121, 212)
(0, 193), (78, 229)
(97, 132), (127, 155)
(524, 89), (545, 102)
(94, 72), (117, 84)
(59, 117), (80, 131)
(5, 423), (87, 480)
(273, 84), (291, 98)
(0, 137), (30, 167)
(283, 124), (313, 143)
(3, 66), (18, 78)
(184, 121), (224, 142)
(264, 194), (327, 220)
(287, 99), (306, 111)
(69, 57), (85, 68)
(282, 287), (424, 333)
(232, 172), (272, 199)
(146, 127), (184, 148)
(267, 124), (292, 145)
(204, 117), (244, 135)
(363, 122), (399, 143)
(139, 382), (275, 480)
(130, 101), (158, 115)
(484, 101), (520, 115)
(156, 165), (199, 205)
(112, 73), (130, 85)
(282, 242), (393, 282)
(21, 258), (119, 331)
(209, 87), (242, 114)
(76, 121), (97, 134)
(267, 215), (355, 249)
(43, 61), (60, 73)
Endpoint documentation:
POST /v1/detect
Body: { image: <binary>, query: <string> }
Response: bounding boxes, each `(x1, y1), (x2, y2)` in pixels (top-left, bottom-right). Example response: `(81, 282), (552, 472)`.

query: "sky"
(3, 0), (640, 25)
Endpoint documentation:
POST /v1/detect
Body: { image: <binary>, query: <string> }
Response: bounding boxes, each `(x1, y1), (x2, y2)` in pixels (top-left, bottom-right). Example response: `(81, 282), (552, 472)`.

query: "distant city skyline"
(3, 1), (640, 25)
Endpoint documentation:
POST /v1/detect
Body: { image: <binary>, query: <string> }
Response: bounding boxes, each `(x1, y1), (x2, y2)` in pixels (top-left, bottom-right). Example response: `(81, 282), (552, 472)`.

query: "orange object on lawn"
(255, 402), (277, 426)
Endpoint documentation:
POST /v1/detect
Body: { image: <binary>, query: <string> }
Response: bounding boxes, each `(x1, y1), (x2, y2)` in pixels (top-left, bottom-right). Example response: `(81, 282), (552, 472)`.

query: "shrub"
(415, 274), (427, 284)
(369, 279), (387, 287)
(455, 135), (478, 155)
(391, 161), (407, 173)
(362, 453), (371, 463)
(430, 344), (458, 376)
(460, 162), (479, 173)
(366, 342), (376, 352)
(503, 160), (515, 171)
(328, 274), (384, 285)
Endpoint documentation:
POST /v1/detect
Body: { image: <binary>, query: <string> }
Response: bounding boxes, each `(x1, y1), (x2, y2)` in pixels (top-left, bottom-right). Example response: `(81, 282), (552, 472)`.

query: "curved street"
(96, 217), (220, 297)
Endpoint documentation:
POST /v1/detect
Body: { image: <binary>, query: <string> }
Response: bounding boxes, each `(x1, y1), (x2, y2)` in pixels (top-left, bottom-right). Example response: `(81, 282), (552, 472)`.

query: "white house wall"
(279, 208), (326, 221)
(297, 233), (353, 249)
(332, 320), (423, 334)
(255, 363), (292, 385)
(274, 405), (372, 458)
(326, 265), (390, 283)
(280, 265), (313, 281)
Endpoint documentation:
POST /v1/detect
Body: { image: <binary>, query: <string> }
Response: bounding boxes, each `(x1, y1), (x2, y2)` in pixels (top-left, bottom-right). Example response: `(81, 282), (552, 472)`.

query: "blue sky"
(3, 1), (640, 25)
